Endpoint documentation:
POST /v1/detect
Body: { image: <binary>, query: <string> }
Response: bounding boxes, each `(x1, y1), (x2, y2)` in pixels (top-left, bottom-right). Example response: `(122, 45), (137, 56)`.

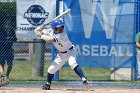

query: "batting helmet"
(51, 20), (64, 29)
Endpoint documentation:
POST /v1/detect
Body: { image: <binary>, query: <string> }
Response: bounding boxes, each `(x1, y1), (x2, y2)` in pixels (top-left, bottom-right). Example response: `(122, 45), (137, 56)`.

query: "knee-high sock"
(74, 65), (86, 79)
(6, 64), (13, 77)
(46, 73), (54, 84)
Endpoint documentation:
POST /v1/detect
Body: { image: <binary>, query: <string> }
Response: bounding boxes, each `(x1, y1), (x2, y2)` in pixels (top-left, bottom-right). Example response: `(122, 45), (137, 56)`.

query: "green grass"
(59, 68), (111, 80)
(9, 60), (49, 81)
(122, 81), (140, 86)
(4, 60), (140, 86)
(6, 60), (111, 81)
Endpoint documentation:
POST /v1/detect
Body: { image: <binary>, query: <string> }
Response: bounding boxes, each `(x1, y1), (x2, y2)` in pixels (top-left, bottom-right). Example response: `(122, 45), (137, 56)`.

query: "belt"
(60, 46), (73, 53)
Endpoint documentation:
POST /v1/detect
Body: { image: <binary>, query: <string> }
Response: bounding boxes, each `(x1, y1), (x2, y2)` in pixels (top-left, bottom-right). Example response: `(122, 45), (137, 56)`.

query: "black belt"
(60, 46), (73, 53)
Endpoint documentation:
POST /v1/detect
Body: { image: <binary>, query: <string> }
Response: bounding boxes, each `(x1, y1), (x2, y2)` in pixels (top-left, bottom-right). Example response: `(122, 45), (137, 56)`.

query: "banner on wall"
(16, 0), (56, 38)
(64, 0), (136, 68)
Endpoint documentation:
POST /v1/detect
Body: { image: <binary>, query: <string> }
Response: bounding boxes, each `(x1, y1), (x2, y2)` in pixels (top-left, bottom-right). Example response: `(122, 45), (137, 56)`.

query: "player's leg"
(0, 55), (6, 86)
(6, 50), (14, 78)
(0, 64), (3, 87)
(0, 54), (5, 74)
(0, 54), (6, 76)
(68, 57), (88, 84)
(0, 64), (4, 75)
(68, 49), (89, 85)
(136, 51), (140, 79)
(0, 65), (4, 77)
(0, 49), (5, 86)
(42, 54), (67, 90)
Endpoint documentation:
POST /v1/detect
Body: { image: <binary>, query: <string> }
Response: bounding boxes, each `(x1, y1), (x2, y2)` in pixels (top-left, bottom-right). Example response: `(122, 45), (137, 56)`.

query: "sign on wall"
(16, 0), (56, 38)
(64, 0), (136, 68)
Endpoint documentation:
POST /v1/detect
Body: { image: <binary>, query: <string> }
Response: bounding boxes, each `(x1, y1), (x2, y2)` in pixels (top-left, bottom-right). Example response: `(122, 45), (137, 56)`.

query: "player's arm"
(136, 34), (140, 48)
(136, 42), (140, 48)
(41, 35), (55, 44)
(34, 27), (55, 43)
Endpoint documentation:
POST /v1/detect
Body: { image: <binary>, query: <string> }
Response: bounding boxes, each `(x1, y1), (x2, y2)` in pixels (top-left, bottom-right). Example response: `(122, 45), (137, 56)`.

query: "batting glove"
(34, 26), (43, 36)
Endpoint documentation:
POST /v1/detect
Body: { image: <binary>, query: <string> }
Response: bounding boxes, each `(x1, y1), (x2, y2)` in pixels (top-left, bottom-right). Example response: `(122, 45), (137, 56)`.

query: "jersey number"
(58, 42), (63, 47)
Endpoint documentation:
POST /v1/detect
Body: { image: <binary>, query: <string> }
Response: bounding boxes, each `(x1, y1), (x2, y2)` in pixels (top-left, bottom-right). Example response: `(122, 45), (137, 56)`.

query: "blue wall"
(63, 0), (136, 68)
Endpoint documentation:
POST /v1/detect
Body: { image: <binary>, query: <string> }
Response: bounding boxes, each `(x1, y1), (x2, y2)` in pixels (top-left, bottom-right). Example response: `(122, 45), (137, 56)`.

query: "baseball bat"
(42, 8), (71, 28)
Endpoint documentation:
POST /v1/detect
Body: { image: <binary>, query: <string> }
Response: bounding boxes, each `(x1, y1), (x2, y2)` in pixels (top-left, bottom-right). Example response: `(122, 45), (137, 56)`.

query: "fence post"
(51, 0), (60, 81)
(32, 39), (45, 77)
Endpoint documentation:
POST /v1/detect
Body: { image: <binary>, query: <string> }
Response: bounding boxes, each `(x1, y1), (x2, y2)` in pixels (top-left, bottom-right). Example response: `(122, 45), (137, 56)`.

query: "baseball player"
(34, 19), (89, 90)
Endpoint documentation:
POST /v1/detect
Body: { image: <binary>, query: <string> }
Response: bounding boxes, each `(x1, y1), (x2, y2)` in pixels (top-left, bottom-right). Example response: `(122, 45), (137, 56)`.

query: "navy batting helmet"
(51, 20), (64, 29)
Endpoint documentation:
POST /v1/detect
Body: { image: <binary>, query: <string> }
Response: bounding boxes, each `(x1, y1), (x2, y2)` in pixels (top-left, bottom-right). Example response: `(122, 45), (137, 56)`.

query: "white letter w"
(79, 0), (119, 39)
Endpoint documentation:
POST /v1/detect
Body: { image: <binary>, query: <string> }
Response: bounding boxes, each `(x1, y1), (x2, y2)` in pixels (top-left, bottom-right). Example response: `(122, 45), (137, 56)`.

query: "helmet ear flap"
(54, 26), (64, 31)
(54, 28), (57, 30)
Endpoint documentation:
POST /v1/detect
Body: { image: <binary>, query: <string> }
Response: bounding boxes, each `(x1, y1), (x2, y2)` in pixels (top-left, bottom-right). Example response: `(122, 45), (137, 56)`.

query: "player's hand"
(34, 26), (43, 36)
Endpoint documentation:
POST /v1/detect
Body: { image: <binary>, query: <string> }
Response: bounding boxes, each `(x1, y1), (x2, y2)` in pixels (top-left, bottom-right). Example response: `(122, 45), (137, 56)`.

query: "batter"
(34, 19), (89, 90)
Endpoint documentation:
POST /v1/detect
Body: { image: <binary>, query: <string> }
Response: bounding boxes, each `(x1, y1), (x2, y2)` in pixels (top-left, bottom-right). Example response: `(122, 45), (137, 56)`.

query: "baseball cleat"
(83, 79), (89, 85)
(42, 82), (51, 90)
(82, 79), (90, 89)
(82, 78), (89, 85)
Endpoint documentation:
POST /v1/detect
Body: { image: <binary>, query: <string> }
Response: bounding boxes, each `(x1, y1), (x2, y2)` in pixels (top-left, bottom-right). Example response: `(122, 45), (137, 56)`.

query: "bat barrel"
(43, 9), (71, 28)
